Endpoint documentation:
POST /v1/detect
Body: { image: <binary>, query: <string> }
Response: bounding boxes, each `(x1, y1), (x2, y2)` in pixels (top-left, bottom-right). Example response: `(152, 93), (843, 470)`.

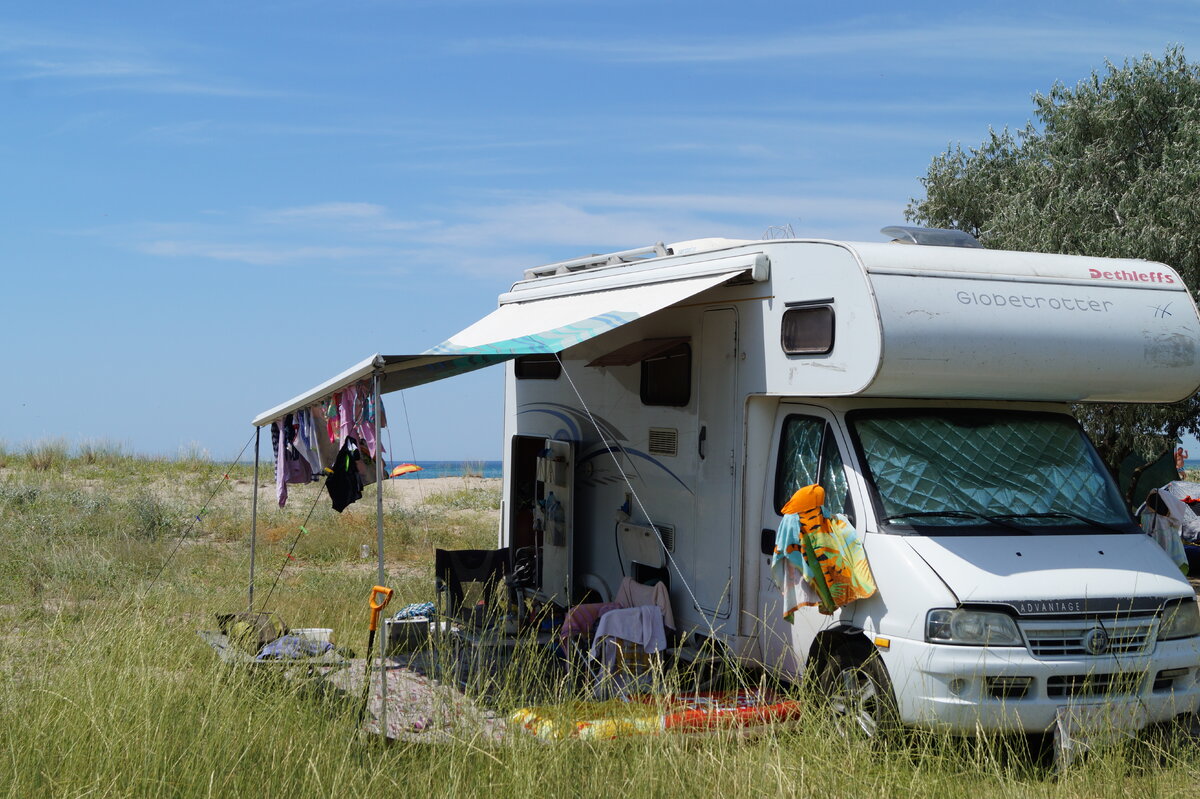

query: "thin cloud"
(137, 240), (399, 266)
(110, 79), (283, 98)
(260, 203), (389, 222)
(0, 24), (276, 97)
(118, 188), (906, 270)
(20, 57), (171, 79)
(455, 23), (1168, 65)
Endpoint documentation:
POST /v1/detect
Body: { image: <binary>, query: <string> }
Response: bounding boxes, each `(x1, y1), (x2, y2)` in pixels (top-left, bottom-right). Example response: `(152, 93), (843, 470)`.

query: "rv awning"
(252, 258), (761, 426)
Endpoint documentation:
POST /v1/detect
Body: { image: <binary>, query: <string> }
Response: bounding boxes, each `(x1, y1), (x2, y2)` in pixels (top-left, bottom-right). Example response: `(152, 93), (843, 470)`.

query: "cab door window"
(774, 414), (854, 525)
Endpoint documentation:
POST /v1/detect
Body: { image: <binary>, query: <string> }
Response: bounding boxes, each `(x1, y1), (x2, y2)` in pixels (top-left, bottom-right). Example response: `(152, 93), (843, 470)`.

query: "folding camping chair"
(434, 547), (511, 626)
(434, 547), (512, 689)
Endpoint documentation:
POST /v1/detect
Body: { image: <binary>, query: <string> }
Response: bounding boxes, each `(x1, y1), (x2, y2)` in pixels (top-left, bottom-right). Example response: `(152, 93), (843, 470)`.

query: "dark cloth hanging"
(326, 436), (365, 512)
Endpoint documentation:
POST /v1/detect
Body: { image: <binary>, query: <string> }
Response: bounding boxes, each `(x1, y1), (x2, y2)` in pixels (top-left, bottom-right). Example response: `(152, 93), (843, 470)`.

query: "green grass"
(422, 484), (504, 511)
(1, 453), (1199, 797)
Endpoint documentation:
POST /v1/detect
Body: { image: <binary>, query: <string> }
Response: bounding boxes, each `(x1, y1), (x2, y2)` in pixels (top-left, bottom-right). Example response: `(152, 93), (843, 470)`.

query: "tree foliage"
(907, 47), (1200, 476)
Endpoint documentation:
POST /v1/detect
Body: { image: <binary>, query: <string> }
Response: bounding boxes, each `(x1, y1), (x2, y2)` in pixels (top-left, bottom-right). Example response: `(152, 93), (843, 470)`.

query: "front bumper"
(881, 635), (1200, 733)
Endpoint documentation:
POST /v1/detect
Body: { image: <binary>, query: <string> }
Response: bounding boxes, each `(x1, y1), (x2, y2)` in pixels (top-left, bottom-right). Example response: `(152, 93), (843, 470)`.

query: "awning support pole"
(373, 372), (388, 738)
(249, 425), (261, 613)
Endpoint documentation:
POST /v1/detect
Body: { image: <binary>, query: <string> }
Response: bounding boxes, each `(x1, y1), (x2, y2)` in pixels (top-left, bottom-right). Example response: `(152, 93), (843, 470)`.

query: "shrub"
(0, 481), (40, 510)
(128, 492), (176, 541)
(177, 441), (211, 463)
(78, 438), (128, 465)
(26, 438), (68, 472)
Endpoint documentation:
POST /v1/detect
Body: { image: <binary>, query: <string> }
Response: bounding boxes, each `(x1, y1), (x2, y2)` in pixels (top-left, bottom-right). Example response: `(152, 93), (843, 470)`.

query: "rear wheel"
(818, 639), (900, 742)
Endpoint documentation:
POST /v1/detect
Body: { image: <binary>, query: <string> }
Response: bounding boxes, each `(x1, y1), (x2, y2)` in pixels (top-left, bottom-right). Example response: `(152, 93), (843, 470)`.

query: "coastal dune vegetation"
(1, 442), (1198, 797)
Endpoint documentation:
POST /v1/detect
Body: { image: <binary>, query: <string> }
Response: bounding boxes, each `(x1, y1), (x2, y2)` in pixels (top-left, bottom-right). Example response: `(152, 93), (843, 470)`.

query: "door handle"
(699, 425), (707, 460)
(760, 529), (775, 555)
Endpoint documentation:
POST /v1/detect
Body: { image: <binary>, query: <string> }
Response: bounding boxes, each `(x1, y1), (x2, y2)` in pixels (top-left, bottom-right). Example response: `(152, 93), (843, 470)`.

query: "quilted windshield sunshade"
(853, 412), (1128, 526)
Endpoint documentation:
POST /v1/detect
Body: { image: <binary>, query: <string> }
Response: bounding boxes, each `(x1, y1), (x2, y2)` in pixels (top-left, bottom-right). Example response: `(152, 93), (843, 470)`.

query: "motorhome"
(258, 227), (1200, 738)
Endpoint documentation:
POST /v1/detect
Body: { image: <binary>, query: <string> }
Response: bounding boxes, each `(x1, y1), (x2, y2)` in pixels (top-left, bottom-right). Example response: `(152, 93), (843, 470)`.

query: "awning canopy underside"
(252, 262), (757, 427)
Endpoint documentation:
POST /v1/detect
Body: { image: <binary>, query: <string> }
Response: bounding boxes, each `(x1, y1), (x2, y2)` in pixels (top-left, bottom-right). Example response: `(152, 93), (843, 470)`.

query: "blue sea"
(385, 460), (502, 479)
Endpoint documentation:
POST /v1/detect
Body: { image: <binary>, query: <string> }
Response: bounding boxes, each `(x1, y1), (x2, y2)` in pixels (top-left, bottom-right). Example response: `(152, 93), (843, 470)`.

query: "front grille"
(1046, 671), (1143, 698)
(1019, 616), (1156, 657)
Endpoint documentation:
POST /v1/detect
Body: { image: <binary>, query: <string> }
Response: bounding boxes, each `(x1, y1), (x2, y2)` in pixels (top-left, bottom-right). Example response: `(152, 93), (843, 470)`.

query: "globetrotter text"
(955, 290), (1115, 312)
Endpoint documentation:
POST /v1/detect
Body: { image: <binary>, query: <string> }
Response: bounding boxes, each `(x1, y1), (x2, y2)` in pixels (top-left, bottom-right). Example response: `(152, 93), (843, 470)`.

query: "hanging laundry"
(292, 409), (322, 473)
(324, 394), (340, 444)
(339, 385), (358, 445)
(326, 436), (365, 512)
(355, 393), (379, 458)
(308, 404), (339, 468)
(327, 380), (386, 458)
(271, 415), (312, 508)
(614, 576), (676, 631)
(770, 484), (876, 618)
(272, 421), (287, 508)
(770, 514), (825, 620)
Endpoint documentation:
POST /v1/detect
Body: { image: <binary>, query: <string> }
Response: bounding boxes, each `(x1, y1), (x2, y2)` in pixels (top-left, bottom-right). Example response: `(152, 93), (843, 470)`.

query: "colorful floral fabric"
(771, 484), (876, 618)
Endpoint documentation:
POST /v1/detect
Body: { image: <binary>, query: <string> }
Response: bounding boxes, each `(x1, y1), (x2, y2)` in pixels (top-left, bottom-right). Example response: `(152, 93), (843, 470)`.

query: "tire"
(818, 639), (901, 742)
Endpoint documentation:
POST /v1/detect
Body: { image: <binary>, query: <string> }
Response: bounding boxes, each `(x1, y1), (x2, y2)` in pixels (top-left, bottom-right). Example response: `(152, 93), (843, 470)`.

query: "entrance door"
(692, 308), (738, 618)
(757, 406), (853, 676)
(537, 438), (574, 605)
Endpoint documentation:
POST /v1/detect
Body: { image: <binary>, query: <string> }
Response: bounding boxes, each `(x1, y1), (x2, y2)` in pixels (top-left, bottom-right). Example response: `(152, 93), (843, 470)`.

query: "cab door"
(756, 405), (857, 676)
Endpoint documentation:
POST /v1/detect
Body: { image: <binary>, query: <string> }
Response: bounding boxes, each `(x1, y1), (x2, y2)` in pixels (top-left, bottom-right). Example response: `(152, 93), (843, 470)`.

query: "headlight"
(926, 608), (1022, 646)
(1159, 599), (1200, 641)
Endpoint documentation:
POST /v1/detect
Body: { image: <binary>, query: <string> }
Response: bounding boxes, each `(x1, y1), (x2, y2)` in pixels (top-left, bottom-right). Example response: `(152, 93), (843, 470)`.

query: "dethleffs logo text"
(1089, 267), (1175, 284)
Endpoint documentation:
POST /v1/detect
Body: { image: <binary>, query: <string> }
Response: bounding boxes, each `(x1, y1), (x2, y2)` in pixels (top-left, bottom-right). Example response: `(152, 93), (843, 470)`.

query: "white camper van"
(469, 228), (1200, 736)
(259, 226), (1200, 737)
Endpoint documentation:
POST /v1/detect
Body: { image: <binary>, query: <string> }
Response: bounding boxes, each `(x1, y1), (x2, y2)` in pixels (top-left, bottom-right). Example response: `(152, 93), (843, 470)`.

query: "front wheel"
(818, 639), (900, 742)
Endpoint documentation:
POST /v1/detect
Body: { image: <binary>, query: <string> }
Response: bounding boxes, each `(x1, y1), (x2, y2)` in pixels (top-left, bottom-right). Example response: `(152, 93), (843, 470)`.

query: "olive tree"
(907, 47), (1200, 488)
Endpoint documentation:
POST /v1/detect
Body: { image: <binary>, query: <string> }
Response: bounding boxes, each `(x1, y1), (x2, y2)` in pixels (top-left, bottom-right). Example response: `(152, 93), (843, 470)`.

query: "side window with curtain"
(773, 415), (855, 525)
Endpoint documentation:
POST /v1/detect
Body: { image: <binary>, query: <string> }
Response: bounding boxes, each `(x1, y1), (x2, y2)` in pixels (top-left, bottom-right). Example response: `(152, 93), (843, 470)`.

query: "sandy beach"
(379, 475), (500, 508)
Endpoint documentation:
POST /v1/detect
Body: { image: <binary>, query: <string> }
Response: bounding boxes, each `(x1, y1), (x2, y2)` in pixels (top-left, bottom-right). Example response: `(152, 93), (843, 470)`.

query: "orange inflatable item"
(511, 690), (805, 740)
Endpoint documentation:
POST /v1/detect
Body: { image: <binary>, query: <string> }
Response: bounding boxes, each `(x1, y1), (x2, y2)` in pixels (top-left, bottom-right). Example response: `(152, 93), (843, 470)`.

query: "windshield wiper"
(882, 510), (1028, 532)
(989, 511), (1131, 534)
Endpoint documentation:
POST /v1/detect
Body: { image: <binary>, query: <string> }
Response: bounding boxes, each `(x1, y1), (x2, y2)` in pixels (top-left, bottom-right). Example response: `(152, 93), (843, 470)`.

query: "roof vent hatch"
(881, 225), (982, 249)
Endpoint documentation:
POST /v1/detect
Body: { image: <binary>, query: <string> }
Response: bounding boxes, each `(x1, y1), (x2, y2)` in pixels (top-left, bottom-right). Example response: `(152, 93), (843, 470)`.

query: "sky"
(5, 0), (1200, 461)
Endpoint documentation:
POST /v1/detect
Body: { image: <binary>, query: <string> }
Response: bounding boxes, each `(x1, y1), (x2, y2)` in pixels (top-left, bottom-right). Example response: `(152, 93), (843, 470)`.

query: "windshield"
(848, 410), (1138, 535)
